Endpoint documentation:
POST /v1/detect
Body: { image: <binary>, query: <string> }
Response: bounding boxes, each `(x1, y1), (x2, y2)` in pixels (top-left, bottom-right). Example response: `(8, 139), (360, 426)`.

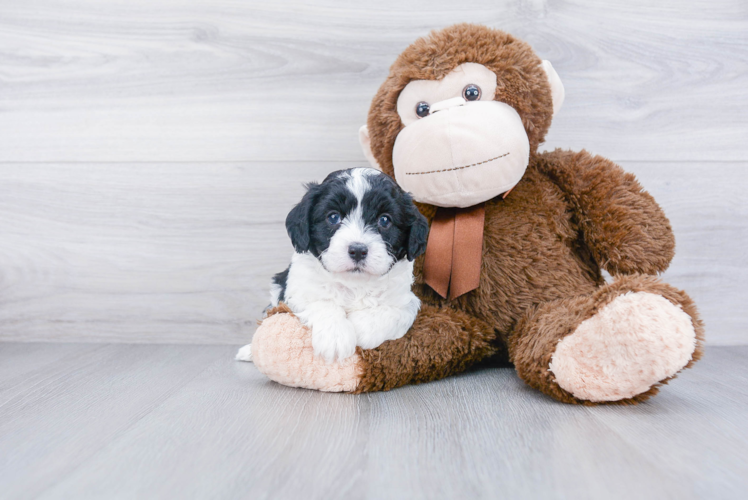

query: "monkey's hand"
(249, 303), (497, 393)
(537, 149), (675, 275)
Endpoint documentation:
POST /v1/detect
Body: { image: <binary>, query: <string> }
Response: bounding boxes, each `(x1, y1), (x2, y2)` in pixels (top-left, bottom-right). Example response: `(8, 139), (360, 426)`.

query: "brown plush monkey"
(249, 24), (704, 404)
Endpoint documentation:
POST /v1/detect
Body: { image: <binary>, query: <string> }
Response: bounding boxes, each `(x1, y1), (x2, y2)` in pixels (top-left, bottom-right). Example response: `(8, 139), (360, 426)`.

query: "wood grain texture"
(0, 343), (230, 499)
(0, 162), (332, 344)
(0, 343), (745, 499)
(0, 161), (745, 345)
(0, 0), (746, 162)
(0, 1), (745, 345)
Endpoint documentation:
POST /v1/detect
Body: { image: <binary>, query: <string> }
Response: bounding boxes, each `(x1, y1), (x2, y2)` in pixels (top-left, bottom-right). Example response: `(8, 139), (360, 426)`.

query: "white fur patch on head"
(320, 168), (393, 276)
(345, 167), (376, 202)
(549, 292), (697, 402)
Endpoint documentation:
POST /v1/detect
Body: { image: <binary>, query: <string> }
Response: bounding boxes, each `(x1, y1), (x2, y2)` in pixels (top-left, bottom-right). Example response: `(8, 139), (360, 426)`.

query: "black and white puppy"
(237, 167), (429, 363)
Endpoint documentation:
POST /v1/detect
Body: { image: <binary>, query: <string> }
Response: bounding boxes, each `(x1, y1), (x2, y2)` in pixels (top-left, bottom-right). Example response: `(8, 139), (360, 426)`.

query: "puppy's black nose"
(348, 243), (368, 263)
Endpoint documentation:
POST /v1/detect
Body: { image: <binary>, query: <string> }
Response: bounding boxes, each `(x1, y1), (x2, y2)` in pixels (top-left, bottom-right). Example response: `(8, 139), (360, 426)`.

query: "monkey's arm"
(249, 303), (497, 393)
(354, 303), (498, 392)
(536, 149), (675, 275)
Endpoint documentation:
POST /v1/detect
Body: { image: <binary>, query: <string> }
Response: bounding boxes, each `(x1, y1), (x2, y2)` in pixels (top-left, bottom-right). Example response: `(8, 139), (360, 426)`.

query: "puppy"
(237, 167), (429, 363)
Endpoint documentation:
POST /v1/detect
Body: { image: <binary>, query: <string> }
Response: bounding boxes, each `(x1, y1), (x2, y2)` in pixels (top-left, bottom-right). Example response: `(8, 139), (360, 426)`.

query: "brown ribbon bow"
(423, 204), (485, 301)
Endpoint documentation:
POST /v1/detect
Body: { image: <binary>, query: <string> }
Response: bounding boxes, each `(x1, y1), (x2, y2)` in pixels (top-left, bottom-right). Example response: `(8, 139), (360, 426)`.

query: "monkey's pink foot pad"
(549, 292), (697, 402)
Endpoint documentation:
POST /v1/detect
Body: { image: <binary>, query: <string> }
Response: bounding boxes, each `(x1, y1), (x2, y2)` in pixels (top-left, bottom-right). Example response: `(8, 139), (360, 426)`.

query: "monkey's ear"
(358, 125), (382, 171)
(285, 183), (318, 253)
(541, 60), (565, 116)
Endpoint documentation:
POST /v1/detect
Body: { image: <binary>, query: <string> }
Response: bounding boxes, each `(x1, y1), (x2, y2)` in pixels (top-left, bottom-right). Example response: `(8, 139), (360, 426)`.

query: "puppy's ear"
(285, 182), (319, 253)
(407, 204), (429, 261)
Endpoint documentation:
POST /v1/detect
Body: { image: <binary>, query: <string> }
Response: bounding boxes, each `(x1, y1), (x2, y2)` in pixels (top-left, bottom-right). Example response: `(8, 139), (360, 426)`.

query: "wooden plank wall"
(1, 0), (746, 344)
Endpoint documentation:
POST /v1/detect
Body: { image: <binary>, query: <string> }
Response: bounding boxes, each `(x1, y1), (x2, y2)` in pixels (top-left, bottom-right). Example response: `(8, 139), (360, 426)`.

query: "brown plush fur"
(353, 24), (704, 402)
(354, 303), (499, 393)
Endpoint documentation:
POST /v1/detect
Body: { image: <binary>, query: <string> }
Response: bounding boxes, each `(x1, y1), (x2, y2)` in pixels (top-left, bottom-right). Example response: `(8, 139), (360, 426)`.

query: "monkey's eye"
(462, 84), (481, 101)
(378, 214), (392, 229)
(415, 102), (430, 118)
(327, 212), (341, 225)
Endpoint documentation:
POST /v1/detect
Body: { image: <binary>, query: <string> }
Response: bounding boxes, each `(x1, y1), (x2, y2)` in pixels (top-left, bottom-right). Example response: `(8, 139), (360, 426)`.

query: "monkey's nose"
(348, 243), (368, 263)
(430, 96), (466, 114)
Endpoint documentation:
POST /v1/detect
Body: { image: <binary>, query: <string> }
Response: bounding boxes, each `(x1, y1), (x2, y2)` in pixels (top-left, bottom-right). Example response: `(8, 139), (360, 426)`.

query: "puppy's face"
(286, 168), (429, 276)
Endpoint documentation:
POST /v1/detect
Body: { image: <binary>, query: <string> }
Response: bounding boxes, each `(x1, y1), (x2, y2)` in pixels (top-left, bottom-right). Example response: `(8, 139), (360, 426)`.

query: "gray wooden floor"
(0, 343), (746, 500)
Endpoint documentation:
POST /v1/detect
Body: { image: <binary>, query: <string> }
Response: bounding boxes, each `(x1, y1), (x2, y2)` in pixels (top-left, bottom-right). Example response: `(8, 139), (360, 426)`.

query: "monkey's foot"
(549, 292), (697, 402)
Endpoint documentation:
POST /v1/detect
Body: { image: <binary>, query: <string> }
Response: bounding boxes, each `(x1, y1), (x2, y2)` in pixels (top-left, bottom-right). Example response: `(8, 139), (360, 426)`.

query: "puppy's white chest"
(331, 281), (387, 312)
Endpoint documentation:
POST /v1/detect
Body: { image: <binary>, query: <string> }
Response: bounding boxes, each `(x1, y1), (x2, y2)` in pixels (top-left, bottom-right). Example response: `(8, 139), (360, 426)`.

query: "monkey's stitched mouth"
(405, 152), (510, 176)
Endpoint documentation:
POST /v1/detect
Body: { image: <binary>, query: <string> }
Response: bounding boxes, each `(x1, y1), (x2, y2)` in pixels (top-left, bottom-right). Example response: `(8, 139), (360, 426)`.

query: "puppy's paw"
(348, 310), (384, 350)
(311, 318), (357, 363)
(348, 305), (415, 350)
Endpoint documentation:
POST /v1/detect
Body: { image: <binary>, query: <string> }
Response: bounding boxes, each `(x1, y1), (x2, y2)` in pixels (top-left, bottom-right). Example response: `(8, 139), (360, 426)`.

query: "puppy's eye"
(462, 84), (481, 101)
(415, 102), (430, 118)
(327, 212), (341, 225)
(378, 214), (392, 229)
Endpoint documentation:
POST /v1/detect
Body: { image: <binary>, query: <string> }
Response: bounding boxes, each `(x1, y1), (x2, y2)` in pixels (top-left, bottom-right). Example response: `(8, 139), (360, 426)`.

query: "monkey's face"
(359, 25), (564, 209)
(392, 63), (531, 208)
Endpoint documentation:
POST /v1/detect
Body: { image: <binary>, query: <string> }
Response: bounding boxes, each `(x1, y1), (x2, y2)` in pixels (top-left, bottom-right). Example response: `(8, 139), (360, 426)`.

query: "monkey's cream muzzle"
(392, 99), (530, 208)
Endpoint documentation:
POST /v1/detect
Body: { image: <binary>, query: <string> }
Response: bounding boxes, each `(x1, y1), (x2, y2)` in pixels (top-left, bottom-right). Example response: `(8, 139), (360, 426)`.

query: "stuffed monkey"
(249, 24), (704, 404)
